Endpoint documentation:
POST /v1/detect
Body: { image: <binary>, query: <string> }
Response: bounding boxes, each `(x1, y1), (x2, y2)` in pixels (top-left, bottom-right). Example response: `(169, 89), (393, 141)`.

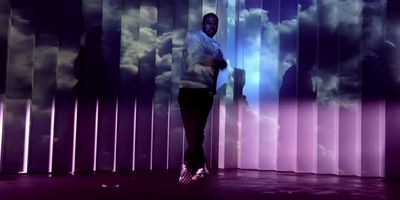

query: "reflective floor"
(0, 169), (399, 200)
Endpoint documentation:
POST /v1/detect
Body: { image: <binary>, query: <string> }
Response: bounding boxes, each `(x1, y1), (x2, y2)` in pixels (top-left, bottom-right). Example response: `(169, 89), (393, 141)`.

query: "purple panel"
(339, 105), (361, 176)
(259, 102), (278, 170)
(277, 101), (297, 172)
(259, 0), (279, 171)
(238, 102), (259, 169)
(297, 0), (318, 173)
(361, 102), (385, 177)
(317, 104), (339, 174)
(297, 101), (317, 173)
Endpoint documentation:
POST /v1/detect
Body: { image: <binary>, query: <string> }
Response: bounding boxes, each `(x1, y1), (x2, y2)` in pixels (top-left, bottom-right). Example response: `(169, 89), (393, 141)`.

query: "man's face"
(202, 16), (218, 38)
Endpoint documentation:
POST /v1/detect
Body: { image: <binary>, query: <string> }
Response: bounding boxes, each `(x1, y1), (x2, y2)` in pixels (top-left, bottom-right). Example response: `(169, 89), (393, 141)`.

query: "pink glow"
(238, 102), (259, 169)
(0, 98), (3, 166)
(259, 102), (278, 170)
(93, 99), (99, 171)
(278, 101), (298, 172)
(48, 98), (55, 173)
(71, 98), (78, 174)
(297, 101), (317, 173)
(361, 101), (385, 177)
(21, 100), (31, 174)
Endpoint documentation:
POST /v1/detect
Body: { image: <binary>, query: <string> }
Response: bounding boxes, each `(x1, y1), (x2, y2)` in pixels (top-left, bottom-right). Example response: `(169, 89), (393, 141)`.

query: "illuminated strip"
(209, 106), (213, 169)
(237, 102), (242, 168)
(132, 98), (137, 171)
(0, 98), (4, 168)
(113, 99), (119, 172)
(93, 99), (99, 171)
(356, 102), (362, 176)
(166, 99), (171, 169)
(182, 127), (185, 162)
(22, 100), (32, 173)
(379, 100), (385, 177)
(218, 101), (226, 168)
(48, 98), (56, 173)
(150, 99), (154, 170)
(71, 98), (78, 174)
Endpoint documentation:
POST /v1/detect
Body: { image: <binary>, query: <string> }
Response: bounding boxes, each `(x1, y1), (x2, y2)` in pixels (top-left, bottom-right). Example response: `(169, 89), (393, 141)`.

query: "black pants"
(178, 88), (214, 170)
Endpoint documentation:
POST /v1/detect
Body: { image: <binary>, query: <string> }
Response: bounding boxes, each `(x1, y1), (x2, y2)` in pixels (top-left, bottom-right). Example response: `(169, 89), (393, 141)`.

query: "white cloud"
(57, 48), (79, 91)
(6, 22), (34, 98)
(299, 4), (317, 26)
(317, 144), (335, 165)
(277, 18), (298, 35)
(314, 72), (339, 104)
(156, 53), (172, 67)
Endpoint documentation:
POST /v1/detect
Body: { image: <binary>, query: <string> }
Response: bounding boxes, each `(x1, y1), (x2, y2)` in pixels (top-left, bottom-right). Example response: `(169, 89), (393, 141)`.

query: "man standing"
(178, 13), (227, 184)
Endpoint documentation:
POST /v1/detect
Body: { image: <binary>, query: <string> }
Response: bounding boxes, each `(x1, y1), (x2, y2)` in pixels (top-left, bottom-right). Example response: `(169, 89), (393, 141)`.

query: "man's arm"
(213, 50), (227, 69)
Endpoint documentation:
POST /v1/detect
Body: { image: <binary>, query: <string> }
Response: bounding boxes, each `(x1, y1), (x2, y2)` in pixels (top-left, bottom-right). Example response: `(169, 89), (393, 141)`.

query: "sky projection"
(0, 0), (399, 177)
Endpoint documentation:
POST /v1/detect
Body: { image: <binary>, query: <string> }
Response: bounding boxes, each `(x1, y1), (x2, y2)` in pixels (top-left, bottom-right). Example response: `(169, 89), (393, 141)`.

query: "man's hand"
(213, 58), (227, 70)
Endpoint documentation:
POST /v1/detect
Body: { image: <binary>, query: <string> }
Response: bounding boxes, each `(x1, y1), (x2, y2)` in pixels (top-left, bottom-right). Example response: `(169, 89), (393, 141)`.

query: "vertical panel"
(210, 98), (220, 169)
(96, 0), (122, 171)
(220, 0), (238, 169)
(215, 0), (228, 90)
(75, 0), (103, 172)
(235, 0), (245, 169)
(2, 1), (35, 173)
(337, 0), (363, 176)
(211, 0), (227, 169)
(53, 0), (81, 174)
(152, 0), (173, 170)
(316, 0), (339, 175)
(203, 0), (217, 14)
(28, 0), (59, 173)
(2, 99), (29, 173)
(259, 0), (279, 171)
(361, 0), (386, 177)
(0, 0), (10, 94)
(0, 96), (3, 169)
(237, 0), (262, 170)
(0, 0), (10, 170)
(202, 0), (218, 169)
(277, 0), (298, 172)
(296, 0), (317, 173)
(188, 0), (202, 31)
(135, 0), (157, 171)
(384, 0), (400, 178)
(116, 0), (139, 171)
(168, 0), (187, 169)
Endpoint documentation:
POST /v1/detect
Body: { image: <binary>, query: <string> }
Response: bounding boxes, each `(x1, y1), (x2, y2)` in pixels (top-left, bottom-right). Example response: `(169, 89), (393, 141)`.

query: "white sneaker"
(191, 165), (209, 181)
(178, 164), (192, 184)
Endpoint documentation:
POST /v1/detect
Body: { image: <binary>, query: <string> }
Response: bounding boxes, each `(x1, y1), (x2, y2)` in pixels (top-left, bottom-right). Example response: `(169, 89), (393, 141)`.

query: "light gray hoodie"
(179, 30), (224, 94)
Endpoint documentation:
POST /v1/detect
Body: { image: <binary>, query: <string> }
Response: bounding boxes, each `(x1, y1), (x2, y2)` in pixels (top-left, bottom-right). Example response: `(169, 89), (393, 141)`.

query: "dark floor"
(0, 169), (399, 200)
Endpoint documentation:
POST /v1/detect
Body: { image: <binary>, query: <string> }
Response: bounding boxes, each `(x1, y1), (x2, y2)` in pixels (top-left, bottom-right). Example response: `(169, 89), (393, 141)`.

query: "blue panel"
(316, 0), (339, 175)
(53, 0), (82, 174)
(135, 0), (157, 170)
(75, 0), (103, 172)
(259, 0), (279, 170)
(2, 1), (35, 173)
(28, 0), (59, 173)
(96, 0), (122, 171)
(384, 0), (400, 178)
(2, 99), (27, 173)
(277, 0), (298, 172)
(116, 0), (140, 171)
(152, 0), (173, 170)
(168, 0), (187, 169)
(0, 0), (10, 94)
(296, 0), (317, 173)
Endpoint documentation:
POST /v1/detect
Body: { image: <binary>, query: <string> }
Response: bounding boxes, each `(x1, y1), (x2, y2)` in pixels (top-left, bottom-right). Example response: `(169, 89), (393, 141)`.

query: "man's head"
(202, 13), (218, 38)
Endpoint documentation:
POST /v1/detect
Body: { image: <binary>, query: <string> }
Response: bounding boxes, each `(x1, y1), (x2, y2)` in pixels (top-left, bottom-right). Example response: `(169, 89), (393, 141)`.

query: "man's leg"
(191, 90), (213, 180)
(178, 89), (199, 183)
